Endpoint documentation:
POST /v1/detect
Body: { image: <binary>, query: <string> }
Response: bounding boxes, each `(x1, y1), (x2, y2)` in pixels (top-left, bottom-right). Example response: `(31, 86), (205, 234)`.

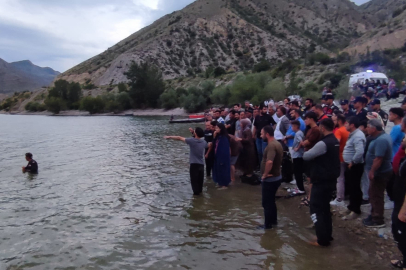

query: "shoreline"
(0, 108), (190, 117)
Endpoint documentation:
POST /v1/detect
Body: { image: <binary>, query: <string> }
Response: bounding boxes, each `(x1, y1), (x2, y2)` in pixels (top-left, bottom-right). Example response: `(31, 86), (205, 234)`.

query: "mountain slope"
(0, 58), (60, 93)
(344, 0), (406, 55)
(58, 0), (371, 86)
(357, 0), (406, 22)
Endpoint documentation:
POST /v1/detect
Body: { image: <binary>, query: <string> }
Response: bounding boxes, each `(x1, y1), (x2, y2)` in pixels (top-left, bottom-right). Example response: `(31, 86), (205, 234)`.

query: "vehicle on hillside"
(348, 71), (388, 90)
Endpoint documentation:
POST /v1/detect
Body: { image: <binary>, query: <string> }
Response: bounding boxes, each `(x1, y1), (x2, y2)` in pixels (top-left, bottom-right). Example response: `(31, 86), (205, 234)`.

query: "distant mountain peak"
(0, 58), (59, 93)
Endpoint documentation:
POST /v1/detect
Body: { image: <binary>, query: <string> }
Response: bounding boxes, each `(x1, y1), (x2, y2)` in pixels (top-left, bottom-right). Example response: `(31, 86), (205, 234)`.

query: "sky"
(0, 0), (371, 72)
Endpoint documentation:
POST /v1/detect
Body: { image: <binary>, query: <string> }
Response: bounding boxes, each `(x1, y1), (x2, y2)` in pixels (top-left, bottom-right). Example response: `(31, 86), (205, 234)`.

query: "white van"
(348, 71), (389, 89)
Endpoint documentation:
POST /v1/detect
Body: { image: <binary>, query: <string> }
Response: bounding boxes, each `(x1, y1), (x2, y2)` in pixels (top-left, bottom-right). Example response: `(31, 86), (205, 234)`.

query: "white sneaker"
(289, 180), (297, 185)
(384, 201), (394, 210)
(330, 198), (346, 207)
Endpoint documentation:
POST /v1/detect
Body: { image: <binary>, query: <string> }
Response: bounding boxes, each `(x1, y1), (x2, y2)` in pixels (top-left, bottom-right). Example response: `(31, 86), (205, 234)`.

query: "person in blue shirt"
(289, 109), (306, 132)
(389, 108), (405, 159)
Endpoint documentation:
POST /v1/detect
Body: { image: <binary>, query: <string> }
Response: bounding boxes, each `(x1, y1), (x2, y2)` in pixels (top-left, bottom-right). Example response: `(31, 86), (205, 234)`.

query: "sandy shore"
(0, 108), (189, 117)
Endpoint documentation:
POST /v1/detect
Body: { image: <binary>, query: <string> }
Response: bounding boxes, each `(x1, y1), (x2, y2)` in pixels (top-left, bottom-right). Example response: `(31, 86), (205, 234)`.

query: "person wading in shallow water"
(164, 128), (208, 196)
(303, 118), (340, 247)
(259, 125), (283, 230)
(22, 153), (38, 174)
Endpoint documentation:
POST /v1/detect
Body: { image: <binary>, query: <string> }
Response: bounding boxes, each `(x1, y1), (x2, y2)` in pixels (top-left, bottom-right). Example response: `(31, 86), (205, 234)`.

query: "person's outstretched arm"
(164, 136), (186, 142)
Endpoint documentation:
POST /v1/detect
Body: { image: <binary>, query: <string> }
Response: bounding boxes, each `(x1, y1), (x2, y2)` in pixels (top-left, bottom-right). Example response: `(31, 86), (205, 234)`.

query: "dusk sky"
(0, 0), (371, 72)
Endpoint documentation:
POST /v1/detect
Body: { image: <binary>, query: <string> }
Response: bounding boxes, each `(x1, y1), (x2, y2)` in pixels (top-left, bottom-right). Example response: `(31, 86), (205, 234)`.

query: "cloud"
(0, 0), (371, 72)
(0, 0), (194, 72)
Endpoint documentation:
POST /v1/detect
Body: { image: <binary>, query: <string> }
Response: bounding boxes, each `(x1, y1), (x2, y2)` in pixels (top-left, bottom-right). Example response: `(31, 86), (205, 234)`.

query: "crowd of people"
(165, 90), (406, 266)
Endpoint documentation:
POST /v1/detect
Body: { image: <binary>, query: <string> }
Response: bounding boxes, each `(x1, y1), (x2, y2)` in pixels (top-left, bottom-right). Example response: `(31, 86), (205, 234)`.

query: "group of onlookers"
(166, 90), (406, 266)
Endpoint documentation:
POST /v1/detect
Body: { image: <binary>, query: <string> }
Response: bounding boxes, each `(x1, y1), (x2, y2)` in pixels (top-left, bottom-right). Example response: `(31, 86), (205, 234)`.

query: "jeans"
(310, 183), (336, 246)
(361, 168), (370, 200)
(369, 171), (393, 223)
(336, 162), (346, 201)
(345, 163), (365, 214)
(256, 138), (268, 163)
(190, 164), (204, 195)
(262, 180), (281, 228)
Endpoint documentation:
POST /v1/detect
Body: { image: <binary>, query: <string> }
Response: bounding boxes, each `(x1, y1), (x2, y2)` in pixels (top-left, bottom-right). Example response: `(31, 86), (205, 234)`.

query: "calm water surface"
(0, 115), (384, 269)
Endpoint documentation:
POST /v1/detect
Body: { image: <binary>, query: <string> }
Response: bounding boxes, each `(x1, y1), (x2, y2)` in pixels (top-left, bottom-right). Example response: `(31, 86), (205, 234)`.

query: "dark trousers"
(293, 158), (305, 192)
(345, 163), (365, 214)
(205, 150), (214, 176)
(386, 172), (396, 201)
(369, 171), (393, 223)
(392, 206), (406, 260)
(310, 183), (336, 246)
(262, 180), (281, 228)
(190, 164), (204, 195)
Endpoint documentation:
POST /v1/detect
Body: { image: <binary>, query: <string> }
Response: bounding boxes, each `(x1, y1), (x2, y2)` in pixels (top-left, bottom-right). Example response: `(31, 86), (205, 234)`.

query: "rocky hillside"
(58, 0), (372, 86)
(345, 0), (406, 55)
(0, 58), (60, 93)
(357, 0), (406, 22)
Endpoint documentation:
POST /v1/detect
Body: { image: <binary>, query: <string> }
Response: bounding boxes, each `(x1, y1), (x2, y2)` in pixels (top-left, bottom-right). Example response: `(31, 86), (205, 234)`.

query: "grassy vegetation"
(2, 45), (406, 114)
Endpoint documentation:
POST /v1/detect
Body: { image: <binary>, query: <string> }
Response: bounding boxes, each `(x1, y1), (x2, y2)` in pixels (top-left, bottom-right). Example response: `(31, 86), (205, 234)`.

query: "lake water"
(0, 115), (388, 270)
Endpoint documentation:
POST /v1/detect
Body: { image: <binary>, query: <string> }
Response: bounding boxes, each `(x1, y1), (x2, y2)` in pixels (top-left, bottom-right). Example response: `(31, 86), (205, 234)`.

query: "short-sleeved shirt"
(343, 109), (355, 119)
(292, 130), (304, 159)
(204, 129), (214, 143)
(390, 125), (405, 159)
(260, 139), (283, 179)
(355, 109), (368, 125)
(334, 126), (350, 162)
(185, 138), (208, 165)
(305, 126), (321, 151)
(226, 118), (237, 136)
(254, 114), (276, 139)
(365, 132), (393, 174)
(25, 159), (38, 173)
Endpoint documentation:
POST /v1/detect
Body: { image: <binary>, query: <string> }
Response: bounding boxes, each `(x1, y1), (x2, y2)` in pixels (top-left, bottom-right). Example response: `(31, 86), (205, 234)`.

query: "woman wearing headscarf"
(212, 123), (231, 189)
(237, 118), (258, 184)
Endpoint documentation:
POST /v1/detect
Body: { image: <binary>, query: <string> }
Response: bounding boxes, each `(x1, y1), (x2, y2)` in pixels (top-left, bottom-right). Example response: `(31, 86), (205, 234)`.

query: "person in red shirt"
(330, 114), (350, 207)
(312, 104), (328, 124)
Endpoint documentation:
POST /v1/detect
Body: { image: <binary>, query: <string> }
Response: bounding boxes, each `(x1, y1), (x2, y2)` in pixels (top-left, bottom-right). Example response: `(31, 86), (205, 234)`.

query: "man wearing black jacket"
(303, 118), (340, 247)
(22, 153), (38, 174)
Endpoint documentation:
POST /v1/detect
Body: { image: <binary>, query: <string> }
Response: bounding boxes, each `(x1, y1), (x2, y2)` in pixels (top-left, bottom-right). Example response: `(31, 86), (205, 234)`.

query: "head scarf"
(366, 112), (385, 128)
(240, 118), (251, 131)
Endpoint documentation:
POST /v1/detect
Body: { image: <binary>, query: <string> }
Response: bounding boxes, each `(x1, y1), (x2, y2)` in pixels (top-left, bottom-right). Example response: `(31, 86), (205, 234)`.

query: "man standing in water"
(165, 128), (208, 195)
(22, 153), (38, 173)
(303, 119), (340, 246)
(260, 126), (283, 229)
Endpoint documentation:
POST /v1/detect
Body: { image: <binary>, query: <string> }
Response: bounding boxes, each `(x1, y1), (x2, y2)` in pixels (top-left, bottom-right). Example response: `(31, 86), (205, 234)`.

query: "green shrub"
(80, 96), (105, 114)
(318, 72), (343, 89)
(118, 82), (128, 93)
(210, 85), (231, 105)
(308, 53), (331, 65)
(181, 81), (215, 113)
(334, 81), (351, 100)
(393, 8), (403, 18)
(160, 88), (179, 109)
(25, 102), (46, 112)
(44, 97), (66, 114)
(83, 83), (97, 90)
(213, 67), (226, 77)
(252, 60), (271, 73)
(125, 61), (165, 108)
